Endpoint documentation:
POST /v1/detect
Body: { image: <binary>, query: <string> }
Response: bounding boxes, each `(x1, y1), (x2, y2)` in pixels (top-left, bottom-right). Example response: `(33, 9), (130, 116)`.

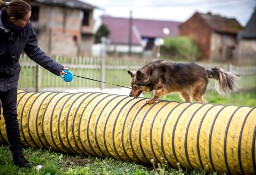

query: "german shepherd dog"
(128, 60), (239, 104)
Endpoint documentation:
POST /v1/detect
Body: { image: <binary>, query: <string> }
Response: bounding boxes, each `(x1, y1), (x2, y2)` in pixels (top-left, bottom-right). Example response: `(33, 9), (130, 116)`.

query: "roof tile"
(101, 16), (181, 45)
(199, 12), (244, 34)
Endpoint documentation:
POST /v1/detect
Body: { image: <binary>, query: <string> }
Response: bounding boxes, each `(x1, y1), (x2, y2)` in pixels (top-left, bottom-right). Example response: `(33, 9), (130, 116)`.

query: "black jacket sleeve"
(24, 24), (64, 76)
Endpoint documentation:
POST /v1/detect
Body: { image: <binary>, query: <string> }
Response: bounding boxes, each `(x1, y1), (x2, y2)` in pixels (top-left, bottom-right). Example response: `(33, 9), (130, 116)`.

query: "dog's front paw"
(145, 99), (155, 105)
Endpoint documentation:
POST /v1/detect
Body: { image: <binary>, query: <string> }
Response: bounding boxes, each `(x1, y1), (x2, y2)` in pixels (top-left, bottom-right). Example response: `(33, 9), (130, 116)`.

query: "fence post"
(35, 64), (41, 92)
(100, 55), (105, 90)
(100, 38), (107, 90)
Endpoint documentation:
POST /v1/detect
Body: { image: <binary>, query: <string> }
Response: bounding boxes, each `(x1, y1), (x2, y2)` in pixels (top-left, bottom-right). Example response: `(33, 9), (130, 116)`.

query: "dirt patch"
(61, 156), (93, 169)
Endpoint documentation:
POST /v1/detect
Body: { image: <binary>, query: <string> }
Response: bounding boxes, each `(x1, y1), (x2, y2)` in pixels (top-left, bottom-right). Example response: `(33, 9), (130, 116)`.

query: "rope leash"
(73, 75), (131, 89)
(61, 70), (131, 89)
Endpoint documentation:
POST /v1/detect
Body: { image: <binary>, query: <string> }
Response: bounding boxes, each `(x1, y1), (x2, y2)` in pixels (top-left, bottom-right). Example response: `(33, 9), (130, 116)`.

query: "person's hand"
(60, 68), (68, 76)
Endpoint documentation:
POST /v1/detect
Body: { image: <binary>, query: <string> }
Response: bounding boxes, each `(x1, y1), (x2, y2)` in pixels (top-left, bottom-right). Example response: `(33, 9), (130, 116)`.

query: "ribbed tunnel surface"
(0, 90), (255, 174)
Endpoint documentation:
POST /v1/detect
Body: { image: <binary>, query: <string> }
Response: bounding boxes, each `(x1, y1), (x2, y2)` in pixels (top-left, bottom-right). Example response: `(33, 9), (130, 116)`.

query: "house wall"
(108, 44), (143, 54)
(238, 40), (256, 64)
(28, 0), (95, 57)
(179, 13), (212, 60)
(36, 5), (81, 57)
(80, 34), (94, 56)
(80, 9), (94, 56)
(210, 32), (237, 61)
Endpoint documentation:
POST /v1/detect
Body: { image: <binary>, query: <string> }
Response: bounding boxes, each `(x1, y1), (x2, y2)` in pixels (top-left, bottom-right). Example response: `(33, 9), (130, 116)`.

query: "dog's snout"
(129, 91), (137, 98)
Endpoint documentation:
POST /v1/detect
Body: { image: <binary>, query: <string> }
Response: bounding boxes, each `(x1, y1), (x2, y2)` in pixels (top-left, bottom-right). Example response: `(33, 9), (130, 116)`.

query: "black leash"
(73, 75), (131, 89)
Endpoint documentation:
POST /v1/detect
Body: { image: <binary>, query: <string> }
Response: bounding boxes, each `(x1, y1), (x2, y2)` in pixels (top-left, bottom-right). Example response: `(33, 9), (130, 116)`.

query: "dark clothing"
(0, 87), (22, 155)
(0, 9), (64, 91)
(0, 8), (64, 157)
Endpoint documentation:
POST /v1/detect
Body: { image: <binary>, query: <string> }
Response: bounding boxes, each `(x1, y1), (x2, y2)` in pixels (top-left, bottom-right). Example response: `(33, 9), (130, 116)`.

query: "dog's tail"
(206, 67), (240, 95)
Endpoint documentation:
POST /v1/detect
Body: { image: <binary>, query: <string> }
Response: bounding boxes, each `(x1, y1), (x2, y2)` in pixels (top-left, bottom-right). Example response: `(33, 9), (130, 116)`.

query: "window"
(82, 10), (90, 26)
(30, 6), (39, 22)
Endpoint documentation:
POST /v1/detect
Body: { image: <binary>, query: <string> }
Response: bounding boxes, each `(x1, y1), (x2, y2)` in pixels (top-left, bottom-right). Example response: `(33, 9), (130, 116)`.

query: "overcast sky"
(82, 0), (255, 28)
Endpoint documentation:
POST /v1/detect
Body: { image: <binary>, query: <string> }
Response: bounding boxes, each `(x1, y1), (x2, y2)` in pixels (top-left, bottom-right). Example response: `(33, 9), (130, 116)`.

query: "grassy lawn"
(143, 91), (256, 107)
(0, 145), (212, 175)
(0, 91), (255, 174)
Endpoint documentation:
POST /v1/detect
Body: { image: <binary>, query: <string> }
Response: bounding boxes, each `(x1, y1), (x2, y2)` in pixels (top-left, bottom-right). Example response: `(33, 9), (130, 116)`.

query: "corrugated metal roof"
(199, 12), (243, 34)
(31, 0), (97, 10)
(101, 15), (181, 45)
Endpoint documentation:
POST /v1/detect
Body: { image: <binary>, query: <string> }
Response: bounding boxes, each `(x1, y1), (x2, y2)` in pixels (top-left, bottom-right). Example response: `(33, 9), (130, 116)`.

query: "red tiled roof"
(101, 15), (181, 45)
(199, 12), (243, 34)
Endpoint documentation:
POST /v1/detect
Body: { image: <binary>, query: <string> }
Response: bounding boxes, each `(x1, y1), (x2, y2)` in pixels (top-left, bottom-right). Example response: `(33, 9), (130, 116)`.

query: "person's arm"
(24, 24), (64, 76)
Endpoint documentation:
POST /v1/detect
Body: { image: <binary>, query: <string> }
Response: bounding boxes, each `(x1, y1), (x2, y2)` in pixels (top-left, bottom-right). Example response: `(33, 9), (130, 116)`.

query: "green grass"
(0, 145), (213, 175)
(143, 91), (256, 107)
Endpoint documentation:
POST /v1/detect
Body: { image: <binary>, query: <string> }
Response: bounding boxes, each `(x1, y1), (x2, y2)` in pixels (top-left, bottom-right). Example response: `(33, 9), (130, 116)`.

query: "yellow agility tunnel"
(0, 90), (255, 174)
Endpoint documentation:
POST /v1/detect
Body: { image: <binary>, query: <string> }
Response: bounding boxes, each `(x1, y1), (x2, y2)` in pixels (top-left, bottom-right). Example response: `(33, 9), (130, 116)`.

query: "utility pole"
(128, 10), (132, 56)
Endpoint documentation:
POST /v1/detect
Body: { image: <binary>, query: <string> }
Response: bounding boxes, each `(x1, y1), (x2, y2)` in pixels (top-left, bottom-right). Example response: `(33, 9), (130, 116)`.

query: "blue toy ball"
(61, 70), (73, 82)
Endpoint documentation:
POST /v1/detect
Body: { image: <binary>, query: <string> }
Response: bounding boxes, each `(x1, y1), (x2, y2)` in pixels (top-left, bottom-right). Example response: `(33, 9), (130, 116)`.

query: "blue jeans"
(0, 87), (23, 155)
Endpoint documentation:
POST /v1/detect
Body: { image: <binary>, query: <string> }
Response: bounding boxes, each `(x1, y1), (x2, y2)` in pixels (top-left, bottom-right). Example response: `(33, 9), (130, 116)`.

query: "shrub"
(95, 24), (110, 44)
(161, 36), (201, 61)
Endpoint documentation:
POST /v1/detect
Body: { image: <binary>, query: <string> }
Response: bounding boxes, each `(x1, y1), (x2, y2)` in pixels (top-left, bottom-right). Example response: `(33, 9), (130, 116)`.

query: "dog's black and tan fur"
(128, 60), (239, 104)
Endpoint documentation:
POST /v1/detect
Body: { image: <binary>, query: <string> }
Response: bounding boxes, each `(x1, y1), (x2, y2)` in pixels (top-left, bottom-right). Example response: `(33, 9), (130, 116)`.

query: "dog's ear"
(136, 70), (142, 76)
(136, 70), (145, 81)
(128, 70), (135, 77)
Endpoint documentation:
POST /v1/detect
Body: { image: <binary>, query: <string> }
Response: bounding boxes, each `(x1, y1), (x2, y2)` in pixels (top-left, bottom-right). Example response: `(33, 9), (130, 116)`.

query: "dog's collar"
(137, 82), (150, 86)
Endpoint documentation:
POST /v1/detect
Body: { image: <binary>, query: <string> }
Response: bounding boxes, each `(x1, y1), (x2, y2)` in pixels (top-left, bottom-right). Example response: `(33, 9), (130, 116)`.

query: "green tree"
(94, 24), (110, 44)
(161, 36), (201, 61)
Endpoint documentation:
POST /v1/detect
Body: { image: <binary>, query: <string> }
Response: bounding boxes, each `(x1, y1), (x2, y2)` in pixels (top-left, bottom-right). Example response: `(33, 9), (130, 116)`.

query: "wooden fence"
(18, 56), (256, 92)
